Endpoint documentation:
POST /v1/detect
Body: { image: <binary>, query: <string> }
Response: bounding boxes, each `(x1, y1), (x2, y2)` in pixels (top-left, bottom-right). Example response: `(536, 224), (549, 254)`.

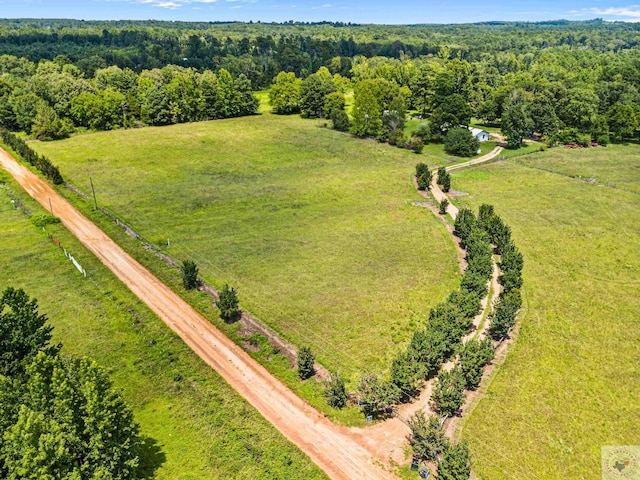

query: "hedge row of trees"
(351, 202), (500, 418)
(403, 203), (524, 478)
(0, 58), (258, 138)
(0, 129), (63, 184)
(0, 287), (142, 478)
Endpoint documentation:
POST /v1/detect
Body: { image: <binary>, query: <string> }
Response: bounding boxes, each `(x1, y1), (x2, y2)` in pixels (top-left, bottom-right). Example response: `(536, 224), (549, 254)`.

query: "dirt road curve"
(431, 146), (505, 219)
(0, 148), (397, 480)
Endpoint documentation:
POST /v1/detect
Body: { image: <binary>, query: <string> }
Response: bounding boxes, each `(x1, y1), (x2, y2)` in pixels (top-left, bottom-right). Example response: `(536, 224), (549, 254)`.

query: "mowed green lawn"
(450, 152), (640, 479)
(515, 143), (640, 194)
(0, 172), (326, 479)
(33, 114), (460, 378)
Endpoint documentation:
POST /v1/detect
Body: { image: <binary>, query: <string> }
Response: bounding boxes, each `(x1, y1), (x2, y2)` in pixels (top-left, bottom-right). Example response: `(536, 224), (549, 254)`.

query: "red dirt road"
(0, 147), (397, 480)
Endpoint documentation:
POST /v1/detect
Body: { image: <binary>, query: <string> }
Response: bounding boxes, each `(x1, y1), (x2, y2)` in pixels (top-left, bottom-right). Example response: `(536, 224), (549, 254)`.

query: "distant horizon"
(0, 17), (629, 27)
(0, 1), (639, 26)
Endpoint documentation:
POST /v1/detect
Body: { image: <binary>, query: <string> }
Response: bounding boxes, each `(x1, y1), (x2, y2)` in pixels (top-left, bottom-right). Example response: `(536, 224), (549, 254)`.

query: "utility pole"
(48, 197), (53, 215)
(90, 176), (98, 210)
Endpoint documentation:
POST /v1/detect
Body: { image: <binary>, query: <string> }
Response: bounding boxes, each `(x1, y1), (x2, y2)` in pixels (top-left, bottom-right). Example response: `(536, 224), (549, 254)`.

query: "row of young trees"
(0, 57), (258, 139)
(0, 287), (142, 478)
(0, 130), (63, 183)
(402, 201), (524, 478)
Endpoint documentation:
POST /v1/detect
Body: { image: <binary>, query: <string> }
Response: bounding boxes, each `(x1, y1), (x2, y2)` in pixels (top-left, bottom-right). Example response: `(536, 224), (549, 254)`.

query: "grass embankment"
(0, 171), (326, 479)
(449, 149), (640, 479)
(32, 114), (460, 382)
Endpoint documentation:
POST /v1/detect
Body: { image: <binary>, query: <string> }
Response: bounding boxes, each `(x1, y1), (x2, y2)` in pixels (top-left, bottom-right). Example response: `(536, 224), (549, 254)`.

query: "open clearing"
(0, 170), (327, 480)
(449, 150), (640, 479)
(514, 143), (640, 195)
(32, 114), (460, 378)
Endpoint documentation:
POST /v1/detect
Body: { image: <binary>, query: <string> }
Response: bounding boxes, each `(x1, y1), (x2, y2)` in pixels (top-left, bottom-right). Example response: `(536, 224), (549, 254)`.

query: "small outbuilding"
(468, 127), (490, 142)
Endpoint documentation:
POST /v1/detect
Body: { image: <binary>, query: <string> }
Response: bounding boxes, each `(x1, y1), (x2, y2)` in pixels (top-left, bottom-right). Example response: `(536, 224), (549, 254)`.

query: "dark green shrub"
(331, 110), (350, 132)
(458, 339), (494, 389)
(431, 367), (466, 417)
(439, 199), (449, 215)
(444, 127), (479, 157)
(324, 371), (348, 408)
(181, 259), (198, 290)
(216, 283), (239, 322)
(297, 345), (315, 380)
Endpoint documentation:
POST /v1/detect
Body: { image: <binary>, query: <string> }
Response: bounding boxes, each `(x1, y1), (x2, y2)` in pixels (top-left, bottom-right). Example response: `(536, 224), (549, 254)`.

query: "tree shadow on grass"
(137, 435), (167, 479)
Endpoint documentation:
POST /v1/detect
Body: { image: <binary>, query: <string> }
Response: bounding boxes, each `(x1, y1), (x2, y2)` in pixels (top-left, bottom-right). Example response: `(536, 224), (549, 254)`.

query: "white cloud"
(582, 5), (640, 20)
(311, 3), (332, 9)
(114, 0), (221, 9)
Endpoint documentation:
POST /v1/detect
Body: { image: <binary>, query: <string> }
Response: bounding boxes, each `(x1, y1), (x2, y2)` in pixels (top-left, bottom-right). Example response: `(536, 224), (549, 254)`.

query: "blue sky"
(1, 0), (639, 24)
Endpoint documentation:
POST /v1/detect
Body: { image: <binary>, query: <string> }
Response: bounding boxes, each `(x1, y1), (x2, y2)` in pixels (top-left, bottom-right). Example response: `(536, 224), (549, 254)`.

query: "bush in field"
(181, 259), (198, 290)
(297, 345), (315, 380)
(406, 136), (425, 153)
(330, 110), (350, 132)
(416, 162), (433, 190)
(324, 371), (348, 408)
(439, 198), (449, 215)
(437, 166), (452, 192)
(216, 283), (239, 322)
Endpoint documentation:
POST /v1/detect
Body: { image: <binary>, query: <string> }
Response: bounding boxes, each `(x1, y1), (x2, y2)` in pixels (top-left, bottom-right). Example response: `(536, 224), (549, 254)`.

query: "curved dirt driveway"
(0, 148), (397, 480)
(431, 146), (504, 219)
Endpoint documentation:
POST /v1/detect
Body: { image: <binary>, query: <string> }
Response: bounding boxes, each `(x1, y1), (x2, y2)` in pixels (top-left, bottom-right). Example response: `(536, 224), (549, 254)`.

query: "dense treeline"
(2, 20), (640, 144)
(0, 56), (257, 138)
(1, 18), (640, 85)
(0, 287), (142, 478)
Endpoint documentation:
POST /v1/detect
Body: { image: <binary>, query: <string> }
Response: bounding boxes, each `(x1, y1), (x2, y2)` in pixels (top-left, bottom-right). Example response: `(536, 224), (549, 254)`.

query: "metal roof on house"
(468, 127), (489, 137)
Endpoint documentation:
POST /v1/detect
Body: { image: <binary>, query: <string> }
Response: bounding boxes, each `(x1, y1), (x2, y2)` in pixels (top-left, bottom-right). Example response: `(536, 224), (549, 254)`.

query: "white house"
(468, 127), (490, 142)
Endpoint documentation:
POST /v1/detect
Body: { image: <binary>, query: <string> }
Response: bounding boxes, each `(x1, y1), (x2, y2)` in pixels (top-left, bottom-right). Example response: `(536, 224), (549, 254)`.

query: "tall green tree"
(437, 441), (471, 480)
(0, 352), (141, 479)
(431, 367), (466, 417)
(0, 287), (60, 377)
(350, 79), (383, 137)
(501, 90), (533, 149)
(299, 72), (336, 118)
(444, 127), (479, 157)
(458, 339), (494, 389)
(30, 104), (70, 141)
(357, 373), (401, 416)
(407, 410), (446, 462)
(269, 71), (301, 114)
(607, 103), (638, 142)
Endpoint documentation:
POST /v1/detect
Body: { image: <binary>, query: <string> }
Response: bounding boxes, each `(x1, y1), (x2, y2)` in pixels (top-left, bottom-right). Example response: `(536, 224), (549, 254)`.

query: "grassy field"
(0, 170), (326, 479)
(514, 143), (640, 195)
(32, 114), (461, 380)
(449, 148), (640, 479)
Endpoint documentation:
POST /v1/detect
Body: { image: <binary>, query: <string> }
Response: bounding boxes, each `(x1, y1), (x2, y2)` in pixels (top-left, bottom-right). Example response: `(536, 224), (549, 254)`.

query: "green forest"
(0, 18), (639, 146)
